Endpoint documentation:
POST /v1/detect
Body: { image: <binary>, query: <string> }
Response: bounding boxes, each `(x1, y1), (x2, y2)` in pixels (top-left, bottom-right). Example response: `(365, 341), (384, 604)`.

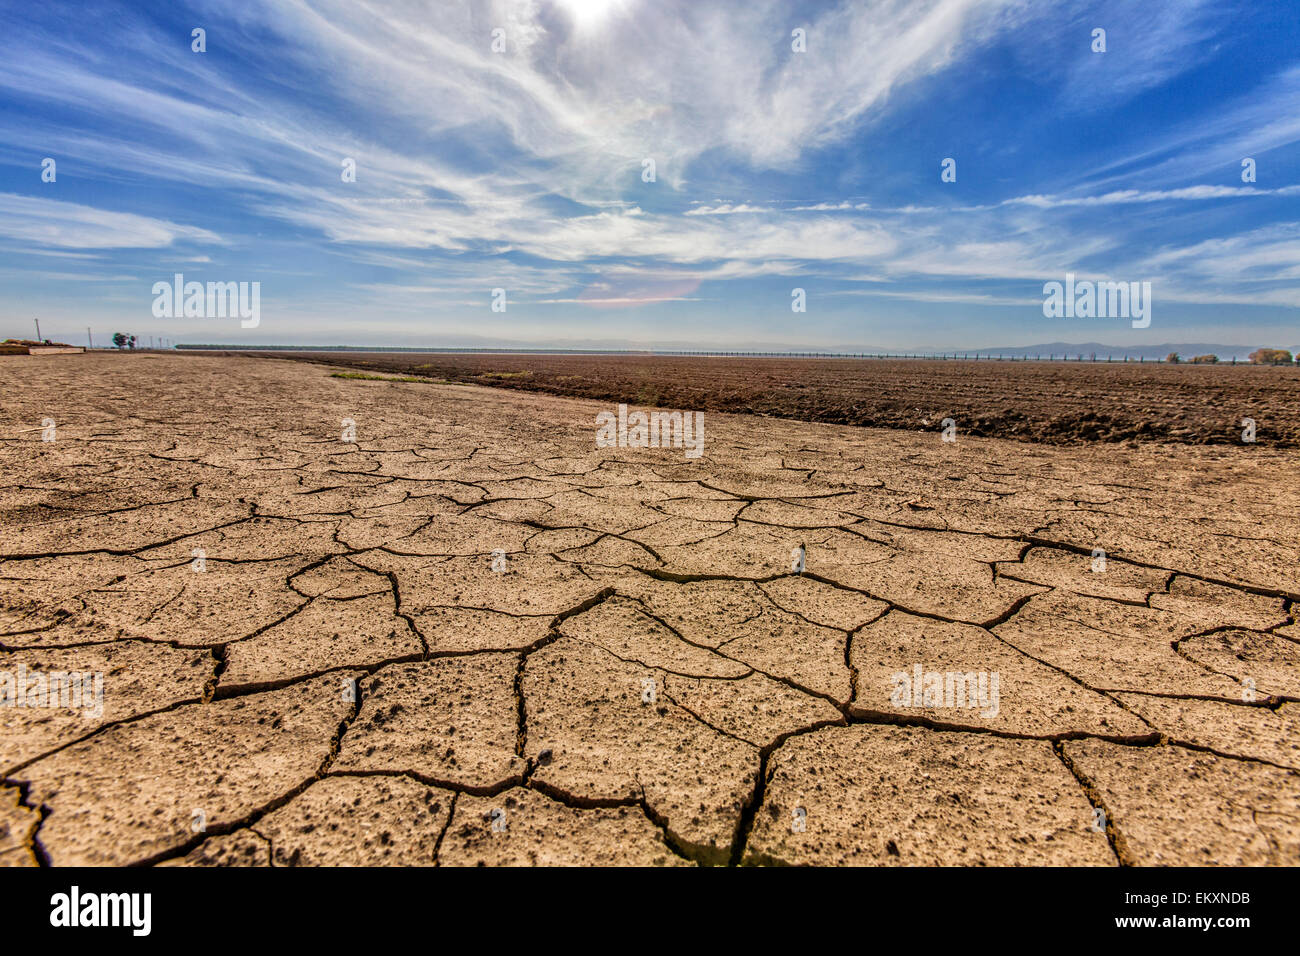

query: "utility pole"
(87, 328), (93, 349)
(34, 318), (42, 342)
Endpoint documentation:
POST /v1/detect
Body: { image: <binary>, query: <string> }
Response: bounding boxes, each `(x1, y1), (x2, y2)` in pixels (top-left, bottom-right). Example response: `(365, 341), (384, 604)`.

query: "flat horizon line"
(162, 344), (1271, 360)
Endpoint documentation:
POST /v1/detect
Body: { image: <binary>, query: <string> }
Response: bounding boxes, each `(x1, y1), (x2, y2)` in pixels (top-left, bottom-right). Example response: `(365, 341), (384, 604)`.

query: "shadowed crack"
(1053, 741), (1130, 866)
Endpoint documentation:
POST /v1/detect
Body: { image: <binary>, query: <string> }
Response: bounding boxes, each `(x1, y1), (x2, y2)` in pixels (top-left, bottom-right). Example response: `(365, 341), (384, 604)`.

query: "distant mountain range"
(933, 342), (1267, 361)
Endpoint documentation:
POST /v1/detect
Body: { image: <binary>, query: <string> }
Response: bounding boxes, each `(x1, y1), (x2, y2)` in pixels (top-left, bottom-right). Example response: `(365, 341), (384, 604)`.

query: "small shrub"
(330, 372), (426, 383)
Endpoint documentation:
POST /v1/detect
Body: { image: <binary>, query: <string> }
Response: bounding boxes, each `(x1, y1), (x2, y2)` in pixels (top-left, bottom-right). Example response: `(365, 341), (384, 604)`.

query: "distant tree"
(1189, 354), (1218, 364)
(1166, 352), (1180, 364)
(1249, 348), (1293, 365)
(112, 332), (127, 349)
(128, 334), (137, 349)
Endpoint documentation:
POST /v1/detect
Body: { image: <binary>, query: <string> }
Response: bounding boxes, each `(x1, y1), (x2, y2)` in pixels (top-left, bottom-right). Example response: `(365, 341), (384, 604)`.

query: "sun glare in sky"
(555, 0), (626, 31)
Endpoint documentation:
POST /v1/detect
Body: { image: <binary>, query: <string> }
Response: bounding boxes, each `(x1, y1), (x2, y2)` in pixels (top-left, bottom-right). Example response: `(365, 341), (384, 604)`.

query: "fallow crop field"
(251, 350), (1300, 446)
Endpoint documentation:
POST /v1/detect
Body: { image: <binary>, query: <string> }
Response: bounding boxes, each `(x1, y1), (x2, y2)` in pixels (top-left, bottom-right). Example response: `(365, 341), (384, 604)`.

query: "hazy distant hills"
(939, 343), (1267, 361)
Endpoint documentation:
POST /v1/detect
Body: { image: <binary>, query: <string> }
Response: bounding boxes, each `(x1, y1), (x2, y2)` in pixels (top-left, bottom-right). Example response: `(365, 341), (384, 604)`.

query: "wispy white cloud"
(0, 194), (221, 249)
(683, 204), (769, 216)
(1054, 0), (1226, 109)
(824, 288), (1040, 306)
(1081, 65), (1300, 188)
(1139, 224), (1300, 282)
(1003, 185), (1300, 208)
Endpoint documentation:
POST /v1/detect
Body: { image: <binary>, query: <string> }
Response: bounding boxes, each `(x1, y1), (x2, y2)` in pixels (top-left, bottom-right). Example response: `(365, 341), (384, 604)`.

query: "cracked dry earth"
(1, 353), (1298, 868)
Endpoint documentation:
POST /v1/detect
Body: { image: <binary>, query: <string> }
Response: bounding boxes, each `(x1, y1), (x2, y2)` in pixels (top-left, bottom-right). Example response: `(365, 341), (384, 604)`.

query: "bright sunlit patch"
(554, 0), (626, 31)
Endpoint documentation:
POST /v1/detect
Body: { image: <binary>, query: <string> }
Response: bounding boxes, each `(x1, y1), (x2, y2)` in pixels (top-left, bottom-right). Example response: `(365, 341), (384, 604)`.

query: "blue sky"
(1, 0), (1298, 350)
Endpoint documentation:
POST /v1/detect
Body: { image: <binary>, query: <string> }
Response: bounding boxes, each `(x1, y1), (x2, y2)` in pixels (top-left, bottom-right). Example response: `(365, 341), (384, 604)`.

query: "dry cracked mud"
(1, 353), (1297, 866)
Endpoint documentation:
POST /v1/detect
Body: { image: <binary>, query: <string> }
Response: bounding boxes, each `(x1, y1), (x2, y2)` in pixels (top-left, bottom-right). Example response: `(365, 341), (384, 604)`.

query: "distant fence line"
(175, 345), (1252, 363)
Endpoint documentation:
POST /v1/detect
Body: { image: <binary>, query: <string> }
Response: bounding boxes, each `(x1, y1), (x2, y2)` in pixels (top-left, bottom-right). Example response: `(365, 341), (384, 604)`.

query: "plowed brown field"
(246, 351), (1300, 446)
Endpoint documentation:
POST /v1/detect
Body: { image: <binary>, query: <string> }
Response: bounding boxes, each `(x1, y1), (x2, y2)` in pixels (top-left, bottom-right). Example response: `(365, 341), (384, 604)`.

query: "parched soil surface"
(1, 352), (1298, 867)
(247, 350), (1300, 446)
